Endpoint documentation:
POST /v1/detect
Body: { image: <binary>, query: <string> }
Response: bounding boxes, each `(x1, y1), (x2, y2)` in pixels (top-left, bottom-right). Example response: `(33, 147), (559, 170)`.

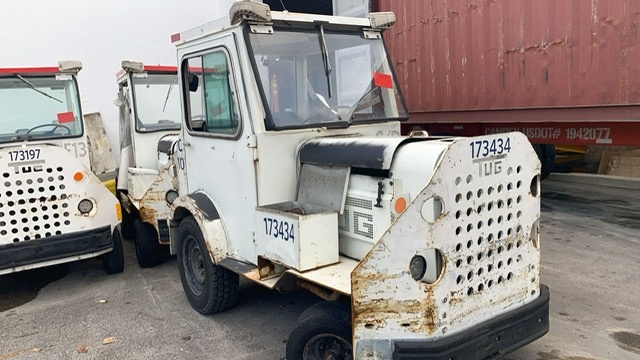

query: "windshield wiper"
(15, 75), (63, 103)
(315, 22), (333, 98)
(162, 76), (178, 112)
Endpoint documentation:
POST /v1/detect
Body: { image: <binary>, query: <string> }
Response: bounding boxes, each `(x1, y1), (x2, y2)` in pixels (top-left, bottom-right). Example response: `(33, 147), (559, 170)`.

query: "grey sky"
(0, 0), (236, 162)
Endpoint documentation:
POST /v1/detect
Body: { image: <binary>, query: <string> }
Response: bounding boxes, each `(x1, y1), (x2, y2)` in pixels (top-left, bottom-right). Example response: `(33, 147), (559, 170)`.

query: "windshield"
(248, 27), (408, 130)
(0, 74), (83, 143)
(131, 73), (181, 132)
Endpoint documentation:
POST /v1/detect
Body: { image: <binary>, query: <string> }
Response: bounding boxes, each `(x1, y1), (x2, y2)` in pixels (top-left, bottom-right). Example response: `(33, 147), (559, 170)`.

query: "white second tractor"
(0, 61), (124, 275)
(137, 2), (551, 359)
(115, 62), (182, 267)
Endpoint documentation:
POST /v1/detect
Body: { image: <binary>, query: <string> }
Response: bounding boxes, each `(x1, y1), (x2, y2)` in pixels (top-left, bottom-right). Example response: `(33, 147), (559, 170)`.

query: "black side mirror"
(188, 73), (199, 92)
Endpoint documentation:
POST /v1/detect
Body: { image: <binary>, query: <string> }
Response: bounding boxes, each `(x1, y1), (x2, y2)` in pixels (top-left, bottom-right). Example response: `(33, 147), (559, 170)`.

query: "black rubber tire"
(133, 219), (164, 268)
(121, 208), (136, 240)
(534, 143), (556, 180)
(286, 301), (353, 360)
(177, 216), (238, 315)
(103, 225), (125, 275)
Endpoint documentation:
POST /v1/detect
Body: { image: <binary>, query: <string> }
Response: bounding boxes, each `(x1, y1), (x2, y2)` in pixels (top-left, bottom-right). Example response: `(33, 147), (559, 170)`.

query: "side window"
(184, 50), (240, 136)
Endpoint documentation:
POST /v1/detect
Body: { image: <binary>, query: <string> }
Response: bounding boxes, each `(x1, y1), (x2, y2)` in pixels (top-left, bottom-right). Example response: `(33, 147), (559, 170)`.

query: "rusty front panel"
(138, 165), (179, 243)
(378, 0), (640, 113)
(351, 132), (541, 353)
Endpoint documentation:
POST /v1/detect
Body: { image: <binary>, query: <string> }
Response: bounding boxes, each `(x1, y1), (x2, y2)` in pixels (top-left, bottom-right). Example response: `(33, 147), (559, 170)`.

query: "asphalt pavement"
(1, 175), (639, 360)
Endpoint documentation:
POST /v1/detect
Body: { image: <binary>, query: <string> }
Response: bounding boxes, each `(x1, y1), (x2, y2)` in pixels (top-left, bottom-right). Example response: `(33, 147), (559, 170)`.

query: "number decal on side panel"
(9, 149), (41, 162)
(263, 217), (295, 242)
(470, 137), (512, 159)
(63, 142), (88, 157)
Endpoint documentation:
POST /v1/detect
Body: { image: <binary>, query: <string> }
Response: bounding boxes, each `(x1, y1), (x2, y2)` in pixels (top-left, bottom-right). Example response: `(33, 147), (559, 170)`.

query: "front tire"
(103, 225), (125, 275)
(133, 219), (164, 268)
(177, 216), (238, 314)
(286, 301), (353, 360)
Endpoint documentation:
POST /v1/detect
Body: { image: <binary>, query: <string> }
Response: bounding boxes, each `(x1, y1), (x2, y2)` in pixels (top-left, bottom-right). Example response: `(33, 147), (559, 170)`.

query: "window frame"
(180, 46), (243, 140)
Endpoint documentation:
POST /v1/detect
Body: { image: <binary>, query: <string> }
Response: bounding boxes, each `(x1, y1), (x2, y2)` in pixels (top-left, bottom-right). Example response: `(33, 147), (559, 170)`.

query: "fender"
(169, 192), (229, 263)
(137, 163), (179, 234)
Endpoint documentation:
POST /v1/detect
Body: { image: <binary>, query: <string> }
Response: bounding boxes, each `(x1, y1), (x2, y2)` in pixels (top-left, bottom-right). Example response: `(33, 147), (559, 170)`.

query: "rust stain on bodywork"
(353, 297), (438, 334)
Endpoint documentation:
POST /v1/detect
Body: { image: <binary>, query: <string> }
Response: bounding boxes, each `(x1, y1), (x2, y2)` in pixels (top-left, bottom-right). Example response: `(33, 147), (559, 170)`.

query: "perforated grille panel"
(0, 167), (73, 243)
(448, 165), (539, 300)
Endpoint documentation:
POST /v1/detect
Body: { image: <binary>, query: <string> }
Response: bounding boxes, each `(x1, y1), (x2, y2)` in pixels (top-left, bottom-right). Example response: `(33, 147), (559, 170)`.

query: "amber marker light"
(394, 197), (407, 213)
(74, 171), (85, 182)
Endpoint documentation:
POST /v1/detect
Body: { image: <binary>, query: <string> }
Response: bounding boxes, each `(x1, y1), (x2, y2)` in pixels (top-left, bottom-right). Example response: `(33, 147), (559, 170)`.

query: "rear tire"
(177, 216), (238, 314)
(534, 143), (556, 180)
(121, 209), (136, 240)
(286, 301), (353, 360)
(103, 225), (125, 275)
(133, 219), (164, 268)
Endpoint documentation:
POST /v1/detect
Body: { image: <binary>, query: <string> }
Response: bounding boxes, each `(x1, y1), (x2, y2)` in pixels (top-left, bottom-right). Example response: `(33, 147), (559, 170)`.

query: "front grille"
(0, 166), (73, 243)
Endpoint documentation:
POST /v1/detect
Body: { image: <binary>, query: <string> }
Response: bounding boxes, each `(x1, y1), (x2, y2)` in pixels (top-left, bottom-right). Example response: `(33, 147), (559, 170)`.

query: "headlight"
(78, 199), (94, 214)
(165, 190), (179, 205)
(409, 255), (427, 281)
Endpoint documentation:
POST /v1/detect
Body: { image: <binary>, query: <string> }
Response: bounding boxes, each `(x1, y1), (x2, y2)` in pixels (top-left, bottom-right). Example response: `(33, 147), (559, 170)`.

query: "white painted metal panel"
(256, 201), (339, 271)
(351, 132), (542, 356)
(178, 31), (259, 263)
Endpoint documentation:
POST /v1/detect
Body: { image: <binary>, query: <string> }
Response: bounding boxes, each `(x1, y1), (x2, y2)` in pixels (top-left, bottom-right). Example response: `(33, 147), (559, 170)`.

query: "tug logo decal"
(9, 160), (45, 174)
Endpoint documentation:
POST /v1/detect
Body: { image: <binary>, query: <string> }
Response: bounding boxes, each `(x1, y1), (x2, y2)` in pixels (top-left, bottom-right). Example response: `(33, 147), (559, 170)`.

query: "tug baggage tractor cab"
(115, 62), (181, 268)
(168, 2), (550, 359)
(0, 61), (123, 275)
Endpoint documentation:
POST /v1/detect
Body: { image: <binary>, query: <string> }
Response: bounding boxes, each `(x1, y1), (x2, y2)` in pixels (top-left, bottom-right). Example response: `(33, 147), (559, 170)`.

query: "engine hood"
(299, 137), (435, 170)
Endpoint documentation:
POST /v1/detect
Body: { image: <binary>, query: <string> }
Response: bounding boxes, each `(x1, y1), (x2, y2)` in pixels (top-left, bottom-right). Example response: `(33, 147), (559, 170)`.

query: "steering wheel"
(26, 124), (72, 136)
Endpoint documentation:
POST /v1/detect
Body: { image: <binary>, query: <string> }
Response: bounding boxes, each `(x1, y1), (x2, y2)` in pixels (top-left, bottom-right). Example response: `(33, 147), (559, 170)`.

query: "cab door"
(179, 34), (257, 262)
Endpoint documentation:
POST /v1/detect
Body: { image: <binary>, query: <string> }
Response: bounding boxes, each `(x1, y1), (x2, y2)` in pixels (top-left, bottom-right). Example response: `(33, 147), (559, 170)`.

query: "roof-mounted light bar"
(230, 0), (271, 25)
(58, 60), (83, 73)
(369, 12), (396, 29)
(121, 60), (145, 73)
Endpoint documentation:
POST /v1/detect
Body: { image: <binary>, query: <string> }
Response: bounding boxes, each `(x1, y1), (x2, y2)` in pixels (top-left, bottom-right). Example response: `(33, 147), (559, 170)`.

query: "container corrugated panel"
(376, 0), (640, 113)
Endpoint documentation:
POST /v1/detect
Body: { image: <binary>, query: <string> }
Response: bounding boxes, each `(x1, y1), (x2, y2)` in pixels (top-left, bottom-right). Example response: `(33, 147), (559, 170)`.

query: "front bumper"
(0, 225), (113, 271)
(393, 284), (550, 359)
